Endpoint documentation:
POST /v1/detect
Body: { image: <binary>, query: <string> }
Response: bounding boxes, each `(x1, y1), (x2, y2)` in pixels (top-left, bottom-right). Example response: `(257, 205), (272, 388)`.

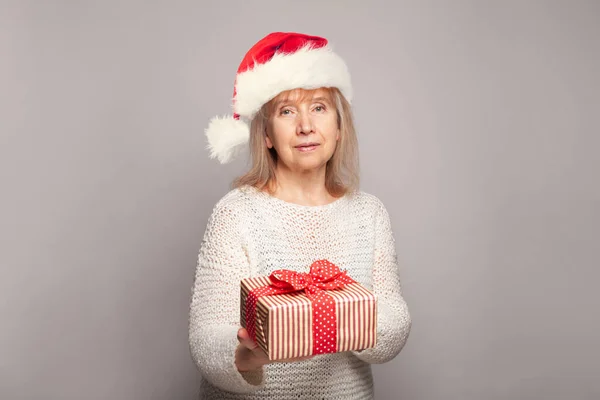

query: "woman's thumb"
(237, 328), (258, 350)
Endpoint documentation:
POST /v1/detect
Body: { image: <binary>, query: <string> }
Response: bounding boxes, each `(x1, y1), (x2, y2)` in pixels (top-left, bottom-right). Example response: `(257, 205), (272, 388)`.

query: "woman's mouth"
(295, 143), (320, 152)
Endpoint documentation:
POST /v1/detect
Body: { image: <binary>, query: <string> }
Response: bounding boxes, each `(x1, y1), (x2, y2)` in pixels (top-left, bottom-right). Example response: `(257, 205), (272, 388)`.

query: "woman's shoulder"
(212, 186), (251, 209)
(348, 190), (388, 213)
(210, 184), (272, 216)
(348, 191), (396, 234)
(199, 188), (253, 247)
(213, 187), (251, 215)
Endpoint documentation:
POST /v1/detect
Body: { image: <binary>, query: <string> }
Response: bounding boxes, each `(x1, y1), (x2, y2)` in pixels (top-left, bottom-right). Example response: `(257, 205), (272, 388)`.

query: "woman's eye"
(314, 105), (326, 112)
(280, 108), (292, 115)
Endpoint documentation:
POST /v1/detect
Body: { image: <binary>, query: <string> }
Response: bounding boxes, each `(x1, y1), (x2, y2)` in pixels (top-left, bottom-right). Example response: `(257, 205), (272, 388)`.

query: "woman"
(189, 32), (411, 399)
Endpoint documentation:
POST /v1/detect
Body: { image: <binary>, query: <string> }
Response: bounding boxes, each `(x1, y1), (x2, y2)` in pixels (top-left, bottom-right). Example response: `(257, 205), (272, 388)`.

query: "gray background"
(1, 1), (598, 399)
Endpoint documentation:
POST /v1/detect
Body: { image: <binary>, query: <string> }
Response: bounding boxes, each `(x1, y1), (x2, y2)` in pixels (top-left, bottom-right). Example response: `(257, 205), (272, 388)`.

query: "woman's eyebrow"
(273, 99), (291, 108)
(274, 96), (331, 108)
(311, 96), (331, 104)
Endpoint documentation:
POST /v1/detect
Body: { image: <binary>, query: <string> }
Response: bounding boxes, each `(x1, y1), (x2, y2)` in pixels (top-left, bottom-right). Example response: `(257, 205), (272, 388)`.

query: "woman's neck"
(270, 166), (336, 206)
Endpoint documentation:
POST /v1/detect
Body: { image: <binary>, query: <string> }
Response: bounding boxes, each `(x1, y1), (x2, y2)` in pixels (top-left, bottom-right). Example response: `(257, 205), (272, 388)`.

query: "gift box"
(240, 259), (377, 360)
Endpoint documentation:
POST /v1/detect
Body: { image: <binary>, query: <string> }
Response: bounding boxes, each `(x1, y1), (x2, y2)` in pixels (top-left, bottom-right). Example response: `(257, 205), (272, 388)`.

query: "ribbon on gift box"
(245, 259), (356, 356)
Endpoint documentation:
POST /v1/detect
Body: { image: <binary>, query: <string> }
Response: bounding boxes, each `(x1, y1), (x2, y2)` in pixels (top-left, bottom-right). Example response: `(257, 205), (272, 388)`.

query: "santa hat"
(205, 32), (353, 163)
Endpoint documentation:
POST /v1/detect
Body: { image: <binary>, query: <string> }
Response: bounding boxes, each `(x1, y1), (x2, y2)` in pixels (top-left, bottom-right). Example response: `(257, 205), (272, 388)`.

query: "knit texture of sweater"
(188, 185), (411, 399)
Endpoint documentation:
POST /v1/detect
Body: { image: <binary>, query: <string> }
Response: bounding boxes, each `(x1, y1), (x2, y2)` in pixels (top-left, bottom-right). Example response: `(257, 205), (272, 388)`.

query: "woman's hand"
(235, 328), (313, 372)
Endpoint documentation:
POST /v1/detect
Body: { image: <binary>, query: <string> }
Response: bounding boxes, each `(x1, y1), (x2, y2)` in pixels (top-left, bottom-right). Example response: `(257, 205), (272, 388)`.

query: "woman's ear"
(265, 134), (273, 149)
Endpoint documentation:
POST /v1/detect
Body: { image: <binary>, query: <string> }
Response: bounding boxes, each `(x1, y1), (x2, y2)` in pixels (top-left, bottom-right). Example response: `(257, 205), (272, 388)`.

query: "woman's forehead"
(274, 88), (333, 104)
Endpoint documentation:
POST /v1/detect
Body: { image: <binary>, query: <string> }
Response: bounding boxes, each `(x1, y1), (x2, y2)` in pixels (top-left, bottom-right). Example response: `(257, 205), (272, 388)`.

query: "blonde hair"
(232, 87), (359, 197)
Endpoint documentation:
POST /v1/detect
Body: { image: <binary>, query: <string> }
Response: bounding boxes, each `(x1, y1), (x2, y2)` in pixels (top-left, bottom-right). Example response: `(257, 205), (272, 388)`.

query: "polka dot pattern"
(245, 285), (281, 344)
(245, 260), (357, 355)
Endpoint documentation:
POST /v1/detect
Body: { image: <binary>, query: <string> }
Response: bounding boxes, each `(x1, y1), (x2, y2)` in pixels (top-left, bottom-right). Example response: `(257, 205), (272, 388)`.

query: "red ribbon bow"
(245, 260), (356, 357)
(268, 260), (354, 294)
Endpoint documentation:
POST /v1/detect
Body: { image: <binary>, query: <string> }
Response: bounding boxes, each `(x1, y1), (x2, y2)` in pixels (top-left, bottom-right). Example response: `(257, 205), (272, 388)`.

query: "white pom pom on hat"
(205, 115), (250, 164)
(205, 31), (353, 164)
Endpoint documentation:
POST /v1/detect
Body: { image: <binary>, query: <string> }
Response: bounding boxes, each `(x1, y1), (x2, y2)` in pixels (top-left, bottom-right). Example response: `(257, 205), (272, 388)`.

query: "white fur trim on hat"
(233, 44), (353, 119)
(205, 115), (249, 164)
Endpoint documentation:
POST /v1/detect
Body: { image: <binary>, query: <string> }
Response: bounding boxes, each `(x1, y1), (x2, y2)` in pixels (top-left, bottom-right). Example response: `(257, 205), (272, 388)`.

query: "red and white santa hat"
(205, 32), (353, 163)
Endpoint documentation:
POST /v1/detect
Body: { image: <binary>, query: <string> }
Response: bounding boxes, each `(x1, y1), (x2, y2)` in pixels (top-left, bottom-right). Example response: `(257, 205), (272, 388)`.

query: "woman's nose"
(296, 112), (314, 135)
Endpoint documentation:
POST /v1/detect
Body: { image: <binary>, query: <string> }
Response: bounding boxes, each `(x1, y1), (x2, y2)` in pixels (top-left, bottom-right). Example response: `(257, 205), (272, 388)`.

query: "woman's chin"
(294, 159), (329, 172)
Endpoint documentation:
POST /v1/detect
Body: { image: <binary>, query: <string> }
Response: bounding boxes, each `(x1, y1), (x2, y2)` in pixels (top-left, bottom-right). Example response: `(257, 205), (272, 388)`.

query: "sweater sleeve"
(188, 204), (266, 393)
(352, 201), (412, 364)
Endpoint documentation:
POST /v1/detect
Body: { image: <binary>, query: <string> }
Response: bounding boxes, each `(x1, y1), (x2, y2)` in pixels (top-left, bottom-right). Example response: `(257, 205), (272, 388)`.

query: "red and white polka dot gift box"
(240, 259), (377, 360)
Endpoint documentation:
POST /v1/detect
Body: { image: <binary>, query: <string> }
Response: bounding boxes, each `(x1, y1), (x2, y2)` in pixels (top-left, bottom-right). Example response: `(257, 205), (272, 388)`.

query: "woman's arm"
(352, 200), (412, 364)
(188, 204), (265, 393)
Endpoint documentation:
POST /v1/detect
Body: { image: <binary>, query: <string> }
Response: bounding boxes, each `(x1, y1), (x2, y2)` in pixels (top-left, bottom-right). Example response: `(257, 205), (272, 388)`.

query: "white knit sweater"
(188, 185), (411, 399)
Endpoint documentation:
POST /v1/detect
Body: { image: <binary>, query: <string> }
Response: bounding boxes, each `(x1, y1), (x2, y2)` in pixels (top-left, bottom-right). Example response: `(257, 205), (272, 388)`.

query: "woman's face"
(266, 88), (340, 173)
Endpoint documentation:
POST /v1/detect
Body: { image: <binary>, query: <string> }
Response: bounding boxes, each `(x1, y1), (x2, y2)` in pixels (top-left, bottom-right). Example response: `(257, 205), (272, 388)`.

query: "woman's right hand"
(235, 328), (270, 372)
(235, 328), (313, 372)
